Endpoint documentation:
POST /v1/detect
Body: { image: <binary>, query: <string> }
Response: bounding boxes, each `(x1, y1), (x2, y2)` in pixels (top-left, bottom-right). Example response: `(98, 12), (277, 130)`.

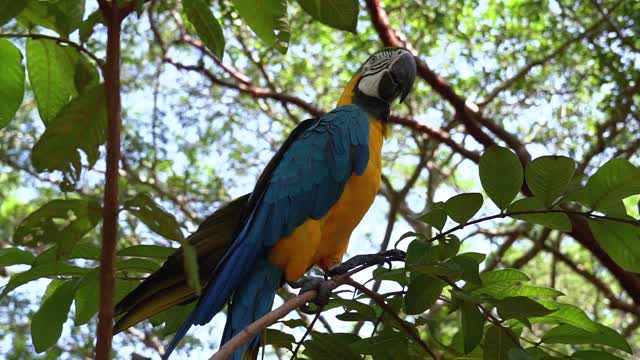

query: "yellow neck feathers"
(337, 73), (388, 137)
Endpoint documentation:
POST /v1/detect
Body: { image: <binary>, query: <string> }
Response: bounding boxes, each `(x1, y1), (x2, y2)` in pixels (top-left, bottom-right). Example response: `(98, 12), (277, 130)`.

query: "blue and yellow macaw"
(114, 48), (416, 359)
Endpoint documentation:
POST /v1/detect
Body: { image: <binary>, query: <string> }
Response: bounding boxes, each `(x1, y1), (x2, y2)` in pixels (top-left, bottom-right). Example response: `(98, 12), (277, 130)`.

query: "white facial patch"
(357, 49), (408, 99)
(357, 70), (385, 98)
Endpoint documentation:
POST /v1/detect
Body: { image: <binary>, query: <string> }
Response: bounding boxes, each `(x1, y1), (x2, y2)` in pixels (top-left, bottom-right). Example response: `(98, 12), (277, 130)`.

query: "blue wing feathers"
(163, 105), (370, 359)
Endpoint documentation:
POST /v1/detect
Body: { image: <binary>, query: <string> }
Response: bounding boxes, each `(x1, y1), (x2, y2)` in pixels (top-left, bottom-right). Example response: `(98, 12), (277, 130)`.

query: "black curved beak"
(390, 52), (417, 103)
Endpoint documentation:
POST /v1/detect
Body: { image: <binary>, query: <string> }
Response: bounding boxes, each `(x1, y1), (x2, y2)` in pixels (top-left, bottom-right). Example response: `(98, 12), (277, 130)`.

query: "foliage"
(0, 0), (639, 359)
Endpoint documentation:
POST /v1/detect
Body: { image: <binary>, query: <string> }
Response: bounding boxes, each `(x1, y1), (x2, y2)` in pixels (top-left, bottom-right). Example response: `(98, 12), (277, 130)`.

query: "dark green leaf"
(496, 296), (553, 325)
(13, 199), (101, 256)
(373, 267), (408, 286)
(263, 328), (295, 350)
(31, 84), (107, 188)
(405, 274), (445, 314)
(33, 242), (100, 266)
(439, 234), (461, 259)
(117, 244), (175, 259)
(576, 158), (640, 215)
(74, 276), (99, 325)
(571, 350), (624, 360)
(303, 332), (362, 360)
(541, 323), (631, 353)
(0, 39), (25, 128)
(0, 247), (34, 267)
(350, 331), (410, 359)
(406, 239), (434, 266)
(445, 193), (484, 224)
(447, 253), (483, 286)
(1, 261), (88, 298)
(26, 38), (77, 124)
(461, 302), (484, 353)
(507, 348), (536, 360)
(232, 0), (290, 54)
(183, 0), (225, 58)
(483, 325), (521, 360)
(532, 300), (599, 332)
(124, 193), (184, 241)
(31, 280), (76, 352)
(417, 202), (447, 230)
(525, 156), (575, 207)
(296, 0), (359, 32)
(280, 318), (307, 329)
(0, 1), (27, 25)
(162, 302), (196, 336)
(479, 145), (523, 210)
(589, 219), (640, 272)
(508, 197), (572, 232)
(116, 258), (161, 273)
(19, 0), (85, 36)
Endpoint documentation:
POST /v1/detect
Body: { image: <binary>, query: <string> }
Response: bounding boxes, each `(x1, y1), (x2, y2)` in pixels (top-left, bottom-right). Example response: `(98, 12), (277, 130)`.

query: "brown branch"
(95, 1), (136, 359)
(0, 33), (103, 68)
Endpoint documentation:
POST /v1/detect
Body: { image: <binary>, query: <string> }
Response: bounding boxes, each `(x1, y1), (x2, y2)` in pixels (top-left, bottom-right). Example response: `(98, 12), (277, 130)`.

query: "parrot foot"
(289, 276), (331, 310)
(327, 249), (406, 276)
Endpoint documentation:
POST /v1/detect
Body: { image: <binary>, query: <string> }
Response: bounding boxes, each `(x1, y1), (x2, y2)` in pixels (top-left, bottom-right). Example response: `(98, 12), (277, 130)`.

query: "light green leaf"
(417, 202), (447, 231)
(571, 350), (624, 360)
(542, 323), (631, 353)
(74, 276), (99, 325)
(26, 39), (77, 124)
(33, 243), (101, 266)
(0, 39), (25, 128)
(263, 328), (295, 350)
(483, 325), (521, 360)
(117, 245), (175, 259)
(481, 269), (530, 284)
(479, 145), (523, 210)
(182, 0), (225, 58)
(232, 0), (290, 54)
(19, 0), (85, 36)
(0, 1), (27, 25)
(445, 193), (483, 224)
(508, 197), (572, 232)
(0, 247), (34, 267)
(525, 156), (575, 207)
(578, 158), (640, 214)
(182, 242), (201, 295)
(13, 199), (101, 256)
(532, 300), (599, 332)
(1, 262), (88, 299)
(123, 193), (184, 241)
(31, 84), (107, 188)
(461, 302), (484, 353)
(405, 274), (445, 314)
(296, 0), (359, 32)
(499, 285), (564, 298)
(589, 219), (640, 272)
(31, 280), (76, 352)
(79, 10), (104, 43)
(496, 296), (553, 325)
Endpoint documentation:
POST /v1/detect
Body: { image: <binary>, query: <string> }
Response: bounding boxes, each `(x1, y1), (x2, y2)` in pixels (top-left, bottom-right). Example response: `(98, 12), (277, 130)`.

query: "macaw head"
(356, 47), (417, 104)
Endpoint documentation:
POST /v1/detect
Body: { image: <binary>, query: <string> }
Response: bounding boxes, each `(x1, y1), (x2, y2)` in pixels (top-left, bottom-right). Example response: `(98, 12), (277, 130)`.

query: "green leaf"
(532, 300), (599, 333)
(481, 269), (530, 284)
(19, 0), (85, 36)
(405, 274), (446, 314)
(0, 1), (27, 25)
(74, 276), (99, 325)
(31, 280), (76, 352)
(232, 0), (290, 54)
(447, 253), (482, 286)
(525, 156), (575, 207)
(26, 39), (77, 124)
(182, 0), (225, 58)
(350, 331), (410, 359)
(461, 302), (484, 353)
(1, 262), (88, 298)
(479, 145), (523, 210)
(589, 219), (640, 272)
(445, 193), (484, 224)
(116, 258), (161, 273)
(124, 193), (184, 241)
(0, 39), (25, 128)
(498, 285), (564, 299)
(417, 202), (447, 231)
(507, 197), (572, 232)
(542, 323), (632, 353)
(303, 332), (362, 360)
(483, 325), (521, 360)
(263, 328), (295, 350)
(571, 350), (624, 360)
(33, 242), (100, 266)
(79, 10), (104, 43)
(13, 199), (101, 256)
(296, 0), (359, 32)
(117, 245), (175, 259)
(496, 296), (553, 325)
(373, 267), (408, 286)
(182, 242), (201, 295)
(577, 158), (640, 214)
(507, 348), (537, 360)
(162, 302), (196, 336)
(280, 318), (307, 329)
(31, 84), (107, 188)
(0, 247), (34, 267)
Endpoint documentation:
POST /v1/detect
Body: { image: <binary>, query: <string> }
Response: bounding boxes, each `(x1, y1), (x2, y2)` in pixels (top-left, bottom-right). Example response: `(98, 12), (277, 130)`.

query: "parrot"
(113, 47), (417, 360)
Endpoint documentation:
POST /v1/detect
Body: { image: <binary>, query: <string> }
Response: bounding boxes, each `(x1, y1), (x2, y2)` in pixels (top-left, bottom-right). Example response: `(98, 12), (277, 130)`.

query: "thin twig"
(0, 33), (103, 68)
